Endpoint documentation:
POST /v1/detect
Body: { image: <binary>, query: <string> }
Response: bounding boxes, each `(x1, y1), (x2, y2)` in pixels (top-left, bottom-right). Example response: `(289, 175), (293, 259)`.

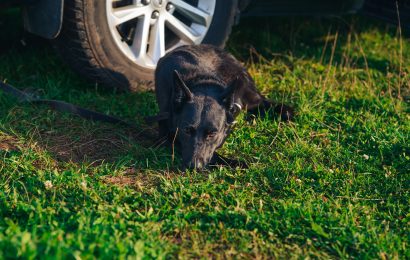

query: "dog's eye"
(206, 131), (217, 139)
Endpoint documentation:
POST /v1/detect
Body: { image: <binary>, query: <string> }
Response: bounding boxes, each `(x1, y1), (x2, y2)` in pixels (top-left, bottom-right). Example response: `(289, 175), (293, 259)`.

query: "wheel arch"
(22, 0), (64, 39)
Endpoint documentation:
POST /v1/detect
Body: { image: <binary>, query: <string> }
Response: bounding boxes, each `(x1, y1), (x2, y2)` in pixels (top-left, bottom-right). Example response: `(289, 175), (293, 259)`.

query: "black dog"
(148, 44), (292, 169)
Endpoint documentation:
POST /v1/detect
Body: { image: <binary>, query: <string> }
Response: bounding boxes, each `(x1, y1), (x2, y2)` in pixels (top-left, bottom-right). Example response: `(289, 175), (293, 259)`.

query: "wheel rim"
(106, 0), (216, 69)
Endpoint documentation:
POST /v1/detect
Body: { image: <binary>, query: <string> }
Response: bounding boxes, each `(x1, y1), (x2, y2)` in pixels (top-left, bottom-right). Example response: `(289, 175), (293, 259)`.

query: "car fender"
(22, 0), (64, 39)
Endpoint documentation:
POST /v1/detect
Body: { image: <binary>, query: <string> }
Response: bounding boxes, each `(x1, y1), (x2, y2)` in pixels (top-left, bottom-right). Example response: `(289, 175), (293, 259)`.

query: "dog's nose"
(195, 161), (203, 168)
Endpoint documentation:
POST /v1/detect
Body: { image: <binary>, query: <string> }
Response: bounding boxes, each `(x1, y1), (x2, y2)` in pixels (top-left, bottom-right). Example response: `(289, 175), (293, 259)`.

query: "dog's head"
(170, 70), (241, 169)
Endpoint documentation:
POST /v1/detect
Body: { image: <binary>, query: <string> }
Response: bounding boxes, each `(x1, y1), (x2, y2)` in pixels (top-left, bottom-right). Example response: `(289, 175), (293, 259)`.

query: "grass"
(1, 8), (409, 259)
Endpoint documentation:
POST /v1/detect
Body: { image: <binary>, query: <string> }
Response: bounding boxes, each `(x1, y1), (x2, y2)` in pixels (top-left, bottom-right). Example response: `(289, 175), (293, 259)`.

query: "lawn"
(0, 8), (409, 259)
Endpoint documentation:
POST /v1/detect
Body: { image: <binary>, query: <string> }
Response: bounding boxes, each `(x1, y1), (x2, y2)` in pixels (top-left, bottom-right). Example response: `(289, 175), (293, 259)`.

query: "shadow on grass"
(0, 102), (174, 166)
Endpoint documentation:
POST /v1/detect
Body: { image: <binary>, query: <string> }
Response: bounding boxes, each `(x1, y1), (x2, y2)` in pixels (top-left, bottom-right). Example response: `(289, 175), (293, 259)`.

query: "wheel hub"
(151, 0), (165, 9)
(106, 0), (216, 69)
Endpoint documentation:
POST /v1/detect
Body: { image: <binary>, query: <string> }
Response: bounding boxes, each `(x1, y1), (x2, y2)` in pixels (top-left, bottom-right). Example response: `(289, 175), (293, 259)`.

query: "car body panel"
(241, 0), (365, 17)
(20, 0), (367, 39)
(362, 0), (410, 29)
(22, 0), (63, 39)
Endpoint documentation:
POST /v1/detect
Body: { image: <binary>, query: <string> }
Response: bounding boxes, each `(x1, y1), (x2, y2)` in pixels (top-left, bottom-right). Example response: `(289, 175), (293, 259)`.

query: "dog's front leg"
(247, 100), (294, 121)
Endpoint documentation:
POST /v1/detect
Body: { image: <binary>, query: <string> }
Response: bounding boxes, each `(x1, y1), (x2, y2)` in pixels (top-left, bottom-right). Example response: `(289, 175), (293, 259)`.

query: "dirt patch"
(102, 168), (161, 189)
(101, 168), (181, 189)
(30, 118), (161, 165)
(0, 134), (19, 152)
(103, 175), (139, 186)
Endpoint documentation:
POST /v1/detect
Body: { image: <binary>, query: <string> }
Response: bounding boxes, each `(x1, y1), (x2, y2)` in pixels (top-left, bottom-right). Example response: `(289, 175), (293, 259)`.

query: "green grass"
(1, 8), (409, 259)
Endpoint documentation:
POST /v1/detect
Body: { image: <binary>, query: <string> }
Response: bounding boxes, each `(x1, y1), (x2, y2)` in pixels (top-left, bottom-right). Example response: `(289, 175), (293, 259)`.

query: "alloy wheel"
(106, 0), (216, 69)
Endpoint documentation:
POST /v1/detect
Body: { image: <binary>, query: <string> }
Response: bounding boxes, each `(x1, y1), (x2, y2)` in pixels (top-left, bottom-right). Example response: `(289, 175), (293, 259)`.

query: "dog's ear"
(221, 77), (240, 110)
(173, 70), (193, 110)
(221, 77), (242, 123)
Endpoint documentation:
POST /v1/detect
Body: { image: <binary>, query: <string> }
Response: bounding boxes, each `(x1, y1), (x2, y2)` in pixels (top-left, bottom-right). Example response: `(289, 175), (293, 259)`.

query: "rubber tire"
(54, 0), (238, 92)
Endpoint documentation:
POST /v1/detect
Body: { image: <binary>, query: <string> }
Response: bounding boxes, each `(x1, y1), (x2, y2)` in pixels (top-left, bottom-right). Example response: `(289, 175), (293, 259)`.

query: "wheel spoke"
(171, 0), (211, 26)
(148, 17), (166, 63)
(131, 15), (151, 59)
(110, 5), (151, 25)
(164, 12), (200, 44)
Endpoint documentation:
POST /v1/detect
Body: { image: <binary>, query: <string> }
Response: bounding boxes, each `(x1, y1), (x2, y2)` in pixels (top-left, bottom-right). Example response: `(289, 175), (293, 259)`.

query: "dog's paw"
(211, 153), (248, 169)
(273, 104), (294, 122)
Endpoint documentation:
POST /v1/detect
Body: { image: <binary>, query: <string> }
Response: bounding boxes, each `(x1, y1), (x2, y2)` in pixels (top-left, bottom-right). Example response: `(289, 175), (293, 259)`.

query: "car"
(3, 0), (409, 91)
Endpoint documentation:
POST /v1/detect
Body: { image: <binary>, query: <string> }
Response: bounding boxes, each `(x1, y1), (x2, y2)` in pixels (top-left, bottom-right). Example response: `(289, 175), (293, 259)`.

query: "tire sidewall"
(203, 0), (238, 46)
(81, 0), (237, 90)
(85, 1), (153, 91)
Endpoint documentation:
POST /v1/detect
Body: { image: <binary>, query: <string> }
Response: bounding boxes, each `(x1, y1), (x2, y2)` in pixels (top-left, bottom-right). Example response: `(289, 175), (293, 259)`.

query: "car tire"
(54, 0), (238, 92)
